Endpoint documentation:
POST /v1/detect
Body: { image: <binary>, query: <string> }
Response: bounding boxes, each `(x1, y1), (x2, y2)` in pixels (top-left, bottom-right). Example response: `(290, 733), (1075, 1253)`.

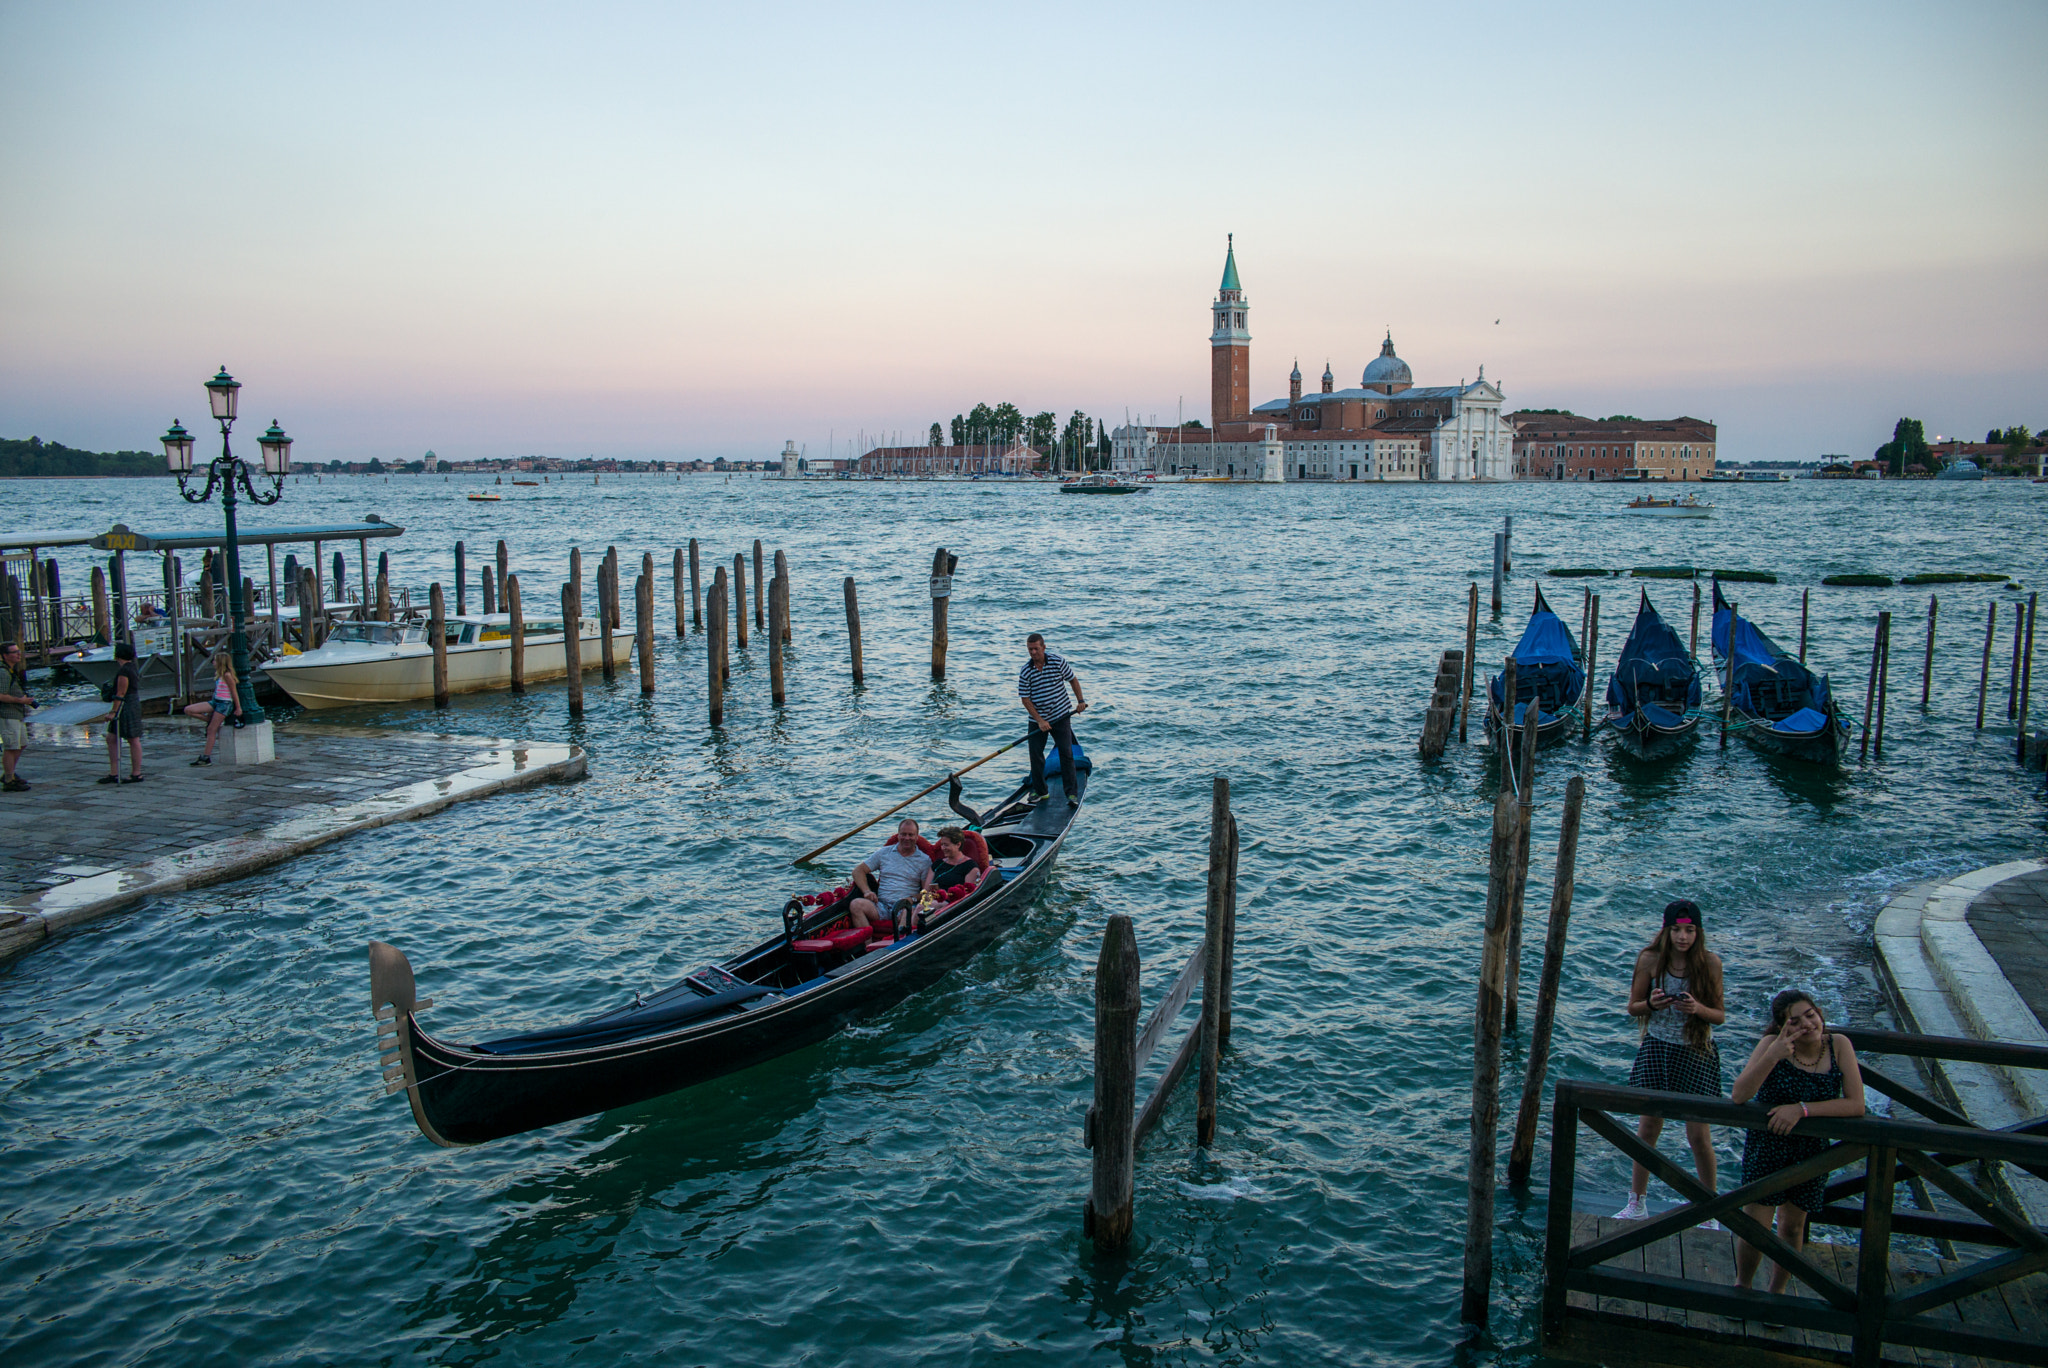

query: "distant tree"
(2004, 425), (2033, 464)
(1027, 410), (1057, 453)
(1602, 414), (1642, 423)
(1988, 428), (2002, 444)
(366, 457), (386, 474)
(929, 422), (944, 449)
(965, 402), (996, 446)
(991, 402), (1024, 443)
(405, 460), (426, 473)
(949, 414), (966, 445)
(1182, 419), (1205, 429)
(1060, 411), (1090, 473)
(1875, 416), (1929, 476)
(0, 436), (164, 478)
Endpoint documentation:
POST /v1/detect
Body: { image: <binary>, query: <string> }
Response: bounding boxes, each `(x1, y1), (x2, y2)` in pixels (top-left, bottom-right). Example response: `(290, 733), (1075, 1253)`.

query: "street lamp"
(163, 366), (290, 725)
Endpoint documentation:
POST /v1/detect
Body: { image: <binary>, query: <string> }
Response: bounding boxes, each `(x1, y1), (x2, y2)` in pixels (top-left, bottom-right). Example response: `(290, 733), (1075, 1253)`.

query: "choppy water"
(3, 474), (2044, 1366)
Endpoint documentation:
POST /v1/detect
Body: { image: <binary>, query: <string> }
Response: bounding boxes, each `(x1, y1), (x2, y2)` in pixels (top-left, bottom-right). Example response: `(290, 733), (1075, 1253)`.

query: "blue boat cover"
(1606, 596), (1701, 717)
(1770, 707), (1831, 736)
(1716, 588), (1836, 725)
(1489, 595), (1586, 722)
(1038, 740), (1090, 777)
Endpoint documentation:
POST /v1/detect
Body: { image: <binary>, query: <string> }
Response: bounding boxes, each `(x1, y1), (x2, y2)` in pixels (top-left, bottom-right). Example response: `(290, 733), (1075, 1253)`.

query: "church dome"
(1362, 333), (1412, 388)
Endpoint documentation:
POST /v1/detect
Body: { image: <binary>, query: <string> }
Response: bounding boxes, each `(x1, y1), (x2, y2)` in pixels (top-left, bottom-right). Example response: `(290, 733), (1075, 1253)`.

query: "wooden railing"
(1543, 1028), (2048, 1367)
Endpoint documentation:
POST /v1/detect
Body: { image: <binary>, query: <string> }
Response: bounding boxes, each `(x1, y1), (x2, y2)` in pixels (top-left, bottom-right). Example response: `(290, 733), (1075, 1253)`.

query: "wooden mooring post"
(1722, 600), (1738, 748)
(769, 575), (786, 706)
(708, 567), (727, 724)
(2009, 607), (2023, 719)
(1861, 610), (1883, 760)
(1504, 693), (1539, 1036)
(1690, 582), (1701, 659)
(843, 577), (864, 684)
(672, 548), (687, 639)
(753, 539), (765, 630)
(506, 574), (525, 693)
(1461, 780), (1523, 1326)
(600, 549), (619, 682)
(1799, 587), (1810, 663)
(1460, 583), (1478, 743)
(1085, 779), (1240, 1252)
(429, 583), (449, 709)
(1580, 594), (1599, 743)
(731, 552), (748, 652)
(1491, 533), (1504, 615)
(496, 540), (509, 608)
(774, 550), (791, 641)
(1977, 601), (1997, 730)
(561, 581), (583, 716)
(298, 567), (318, 649)
(1875, 610), (1893, 760)
(636, 559), (655, 696)
(1502, 514), (1512, 574)
(1921, 595), (1937, 707)
(689, 538), (702, 632)
(930, 547), (953, 679)
(2018, 592), (2037, 764)
(454, 541), (466, 615)
(1421, 649), (1463, 758)
(1506, 774), (1584, 1187)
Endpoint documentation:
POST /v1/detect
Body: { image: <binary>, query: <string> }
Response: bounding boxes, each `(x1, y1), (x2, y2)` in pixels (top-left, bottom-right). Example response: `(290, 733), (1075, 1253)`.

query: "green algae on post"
(1711, 569), (1778, 583)
(1631, 566), (1696, 579)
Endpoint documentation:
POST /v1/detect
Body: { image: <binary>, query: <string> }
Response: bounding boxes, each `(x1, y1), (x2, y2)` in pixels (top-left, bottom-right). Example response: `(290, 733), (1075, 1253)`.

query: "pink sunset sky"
(1, 1), (2042, 464)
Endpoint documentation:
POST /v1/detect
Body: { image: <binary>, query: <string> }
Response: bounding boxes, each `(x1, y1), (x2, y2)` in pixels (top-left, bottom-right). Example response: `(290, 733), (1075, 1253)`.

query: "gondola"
(1710, 579), (1851, 764)
(367, 753), (1090, 1146)
(1602, 589), (1703, 758)
(1486, 585), (1586, 748)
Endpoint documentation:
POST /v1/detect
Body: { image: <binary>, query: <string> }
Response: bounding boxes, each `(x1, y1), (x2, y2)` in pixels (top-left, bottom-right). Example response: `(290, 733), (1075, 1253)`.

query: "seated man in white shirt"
(849, 818), (934, 932)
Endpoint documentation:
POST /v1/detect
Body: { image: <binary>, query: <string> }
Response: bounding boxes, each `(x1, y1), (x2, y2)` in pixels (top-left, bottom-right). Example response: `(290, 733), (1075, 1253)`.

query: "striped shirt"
(1019, 651), (1077, 722)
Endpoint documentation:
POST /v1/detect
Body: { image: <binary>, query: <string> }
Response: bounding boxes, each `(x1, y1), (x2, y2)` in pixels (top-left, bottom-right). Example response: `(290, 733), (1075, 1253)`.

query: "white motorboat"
(1621, 493), (1713, 518)
(263, 614), (635, 709)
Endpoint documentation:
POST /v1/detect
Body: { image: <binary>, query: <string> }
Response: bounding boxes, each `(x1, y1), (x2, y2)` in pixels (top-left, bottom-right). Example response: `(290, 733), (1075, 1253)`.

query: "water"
(3, 474), (2044, 1365)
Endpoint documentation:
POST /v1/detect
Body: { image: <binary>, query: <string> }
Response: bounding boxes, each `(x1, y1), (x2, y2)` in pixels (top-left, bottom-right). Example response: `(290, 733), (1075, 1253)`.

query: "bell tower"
(1210, 235), (1251, 432)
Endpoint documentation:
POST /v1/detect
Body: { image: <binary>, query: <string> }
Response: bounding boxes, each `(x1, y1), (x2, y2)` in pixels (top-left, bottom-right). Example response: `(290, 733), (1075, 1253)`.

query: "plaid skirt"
(1628, 1035), (1724, 1097)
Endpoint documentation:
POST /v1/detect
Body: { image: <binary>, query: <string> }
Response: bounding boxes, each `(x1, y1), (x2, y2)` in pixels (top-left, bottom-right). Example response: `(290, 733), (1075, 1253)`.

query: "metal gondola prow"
(368, 941), (453, 1146)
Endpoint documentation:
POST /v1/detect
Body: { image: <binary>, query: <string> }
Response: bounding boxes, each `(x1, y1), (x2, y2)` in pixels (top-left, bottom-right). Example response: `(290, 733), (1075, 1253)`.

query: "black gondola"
(1710, 579), (1851, 764)
(1602, 589), (1703, 758)
(1486, 585), (1586, 747)
(368, 757), (1089, 1147)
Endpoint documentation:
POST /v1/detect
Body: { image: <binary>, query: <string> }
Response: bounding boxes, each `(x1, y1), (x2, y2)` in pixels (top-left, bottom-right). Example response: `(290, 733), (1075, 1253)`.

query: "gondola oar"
(790, 734), (1032, 866)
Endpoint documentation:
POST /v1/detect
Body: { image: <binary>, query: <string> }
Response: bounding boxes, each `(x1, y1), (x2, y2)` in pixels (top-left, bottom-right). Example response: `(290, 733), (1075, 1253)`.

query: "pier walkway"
(0, 716), (583, 963)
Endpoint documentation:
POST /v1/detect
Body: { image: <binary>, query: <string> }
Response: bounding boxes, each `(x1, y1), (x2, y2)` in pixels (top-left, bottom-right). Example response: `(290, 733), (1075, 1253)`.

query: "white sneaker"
(1701, 1218), (1724, 1232)
(1612, 1195), (1649, 1221)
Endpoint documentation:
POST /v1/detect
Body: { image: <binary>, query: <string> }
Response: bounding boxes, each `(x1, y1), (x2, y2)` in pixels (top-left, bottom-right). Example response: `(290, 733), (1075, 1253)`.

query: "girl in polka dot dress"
(1612, 900), (1727, 1223)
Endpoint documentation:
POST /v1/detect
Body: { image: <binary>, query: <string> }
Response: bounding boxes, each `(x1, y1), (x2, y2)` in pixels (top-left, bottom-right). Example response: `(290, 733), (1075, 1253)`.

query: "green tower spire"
(1219, 233), (1241, 292)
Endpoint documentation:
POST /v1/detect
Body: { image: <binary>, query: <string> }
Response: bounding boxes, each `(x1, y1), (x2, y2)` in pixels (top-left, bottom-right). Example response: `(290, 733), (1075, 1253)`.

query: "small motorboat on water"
(511, 480), (539, 487)
(1602, 590), (1702, 757)
(1487, 586), (1586, 748)
(263, 613), (634, 709)
(1711, 579), (1851, 764)
(1059, 475), (1148, 494)
(1622, 493), (1713, 517)
(466, 492), (502, 502)
(368, 750), (1091, 1146)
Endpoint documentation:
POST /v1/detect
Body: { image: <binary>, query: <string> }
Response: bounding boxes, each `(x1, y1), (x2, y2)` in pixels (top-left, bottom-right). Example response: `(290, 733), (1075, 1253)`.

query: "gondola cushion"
(1040, 741), (1090, 777)
(791, 938), (836, 954)
(824, 927), (871, 952)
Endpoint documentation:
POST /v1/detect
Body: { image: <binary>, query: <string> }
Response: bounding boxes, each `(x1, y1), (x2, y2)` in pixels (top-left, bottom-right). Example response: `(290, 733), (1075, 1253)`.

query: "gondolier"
(1019, 633), (1086, 806)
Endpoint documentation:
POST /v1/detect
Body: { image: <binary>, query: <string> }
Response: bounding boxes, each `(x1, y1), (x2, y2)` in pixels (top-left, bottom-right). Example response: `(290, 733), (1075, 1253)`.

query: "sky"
(2, 1), (2044, 464)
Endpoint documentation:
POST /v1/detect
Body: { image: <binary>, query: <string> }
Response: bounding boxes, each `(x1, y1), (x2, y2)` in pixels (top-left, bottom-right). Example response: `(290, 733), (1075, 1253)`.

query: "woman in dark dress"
(101, 642), (145, 784)
(1731, 989), (1866, 1293)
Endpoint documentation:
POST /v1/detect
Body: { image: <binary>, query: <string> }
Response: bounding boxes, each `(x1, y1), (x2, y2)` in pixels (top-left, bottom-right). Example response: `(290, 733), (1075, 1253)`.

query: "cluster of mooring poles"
(1459, 653), (1588, 1325)
(1084, 775), (1240, 1253)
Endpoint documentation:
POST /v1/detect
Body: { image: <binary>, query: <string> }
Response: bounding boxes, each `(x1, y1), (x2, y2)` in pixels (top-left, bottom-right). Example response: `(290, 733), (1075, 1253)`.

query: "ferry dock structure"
(0, 714), (583, 963)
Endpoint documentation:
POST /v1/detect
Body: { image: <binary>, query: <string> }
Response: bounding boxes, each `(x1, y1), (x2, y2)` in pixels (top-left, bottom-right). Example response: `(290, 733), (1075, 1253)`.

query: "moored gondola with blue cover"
(1602, 589), (1702, 757)
(1486, 585), (1586, 747)
(1711, 579), (1850, 764)
(366, 753), (1090, 1146)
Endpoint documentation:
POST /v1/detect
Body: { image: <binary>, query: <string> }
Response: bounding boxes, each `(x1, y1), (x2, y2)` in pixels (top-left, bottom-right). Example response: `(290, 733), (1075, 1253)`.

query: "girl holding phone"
(1613, 899), (1727, 1221)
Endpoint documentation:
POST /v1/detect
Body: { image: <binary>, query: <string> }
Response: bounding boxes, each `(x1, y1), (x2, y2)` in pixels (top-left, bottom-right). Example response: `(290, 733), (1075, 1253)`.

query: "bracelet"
(1800, 1102), (1809, 1119)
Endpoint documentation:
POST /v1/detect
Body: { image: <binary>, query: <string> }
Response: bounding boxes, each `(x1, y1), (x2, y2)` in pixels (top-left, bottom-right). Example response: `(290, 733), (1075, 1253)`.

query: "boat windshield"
(330, 622), (421, 646)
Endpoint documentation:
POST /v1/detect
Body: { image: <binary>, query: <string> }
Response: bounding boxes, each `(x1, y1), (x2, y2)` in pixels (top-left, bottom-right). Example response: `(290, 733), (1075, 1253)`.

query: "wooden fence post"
(1084, 913), (1139, 1253)
(1977, 602), (1997, 730)
(1505, 688), (1539, 1035)
(429, 583), (449, 709)
(506, 574), (525, 693)
(562, 582), (582, 716)
(753, 538), (765, 630)
(673, 548), (687, 639)
(731, 553), (749, 651)
(1461, 583), (1479, 743)
(454, 541), (466, 615)
(689, 538), (702, 632)
(930, 547), (952, 680)
(636, 565), (655, 695)
(708, 569), (726, 724)
(1196, 775), (1230, 1147)
(1582, 594), (1599, 742)
(1507, 774), (1584, 1186)
(1462, 784), (1522, 1325)
(774, 550), (791, 641)
(769, 575), (786, 706)
(2017, 593), (2037, 764)
(1922, 595), (1937, 707)
(844, 577), (864, 684)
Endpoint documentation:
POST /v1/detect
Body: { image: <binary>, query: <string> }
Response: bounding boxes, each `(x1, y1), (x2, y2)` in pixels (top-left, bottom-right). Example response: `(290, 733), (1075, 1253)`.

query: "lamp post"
(162, 366), (291, 726)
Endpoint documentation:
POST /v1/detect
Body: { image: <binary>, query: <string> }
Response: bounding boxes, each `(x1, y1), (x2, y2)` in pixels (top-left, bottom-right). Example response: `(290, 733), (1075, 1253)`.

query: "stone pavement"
(1969, 867), (2048, 1030)
(0, 716), (584, 962)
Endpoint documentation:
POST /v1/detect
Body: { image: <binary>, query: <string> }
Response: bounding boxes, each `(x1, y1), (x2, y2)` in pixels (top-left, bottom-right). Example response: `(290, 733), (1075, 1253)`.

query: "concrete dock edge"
(0, 735), (585, 965)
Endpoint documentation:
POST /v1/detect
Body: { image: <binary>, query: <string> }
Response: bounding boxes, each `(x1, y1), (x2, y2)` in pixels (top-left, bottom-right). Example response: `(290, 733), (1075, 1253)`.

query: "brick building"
(1509, 413), (1718, 481)
(855, 442), (1037, 476)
